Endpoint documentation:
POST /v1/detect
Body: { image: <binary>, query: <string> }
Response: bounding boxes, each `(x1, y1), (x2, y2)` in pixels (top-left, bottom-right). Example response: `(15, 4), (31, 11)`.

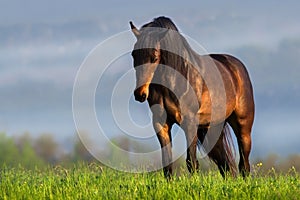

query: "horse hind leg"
(228, 112), (253, 177)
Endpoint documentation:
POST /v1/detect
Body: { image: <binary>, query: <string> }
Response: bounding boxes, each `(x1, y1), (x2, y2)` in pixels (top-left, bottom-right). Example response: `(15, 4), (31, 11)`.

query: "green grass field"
(0, 163), (299, 200)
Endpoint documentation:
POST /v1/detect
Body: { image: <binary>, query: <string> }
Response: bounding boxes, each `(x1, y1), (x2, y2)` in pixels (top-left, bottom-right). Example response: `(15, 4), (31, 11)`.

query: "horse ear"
(130, 21), (140, 38)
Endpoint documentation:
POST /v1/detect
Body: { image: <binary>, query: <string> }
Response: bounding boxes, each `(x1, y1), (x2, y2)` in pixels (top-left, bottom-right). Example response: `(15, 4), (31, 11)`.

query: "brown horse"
(130, 16), (254, 178)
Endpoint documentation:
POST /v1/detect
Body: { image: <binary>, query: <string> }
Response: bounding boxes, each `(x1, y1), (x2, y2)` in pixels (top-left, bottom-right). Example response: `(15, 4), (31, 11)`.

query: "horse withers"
(130, 16), (255, 178)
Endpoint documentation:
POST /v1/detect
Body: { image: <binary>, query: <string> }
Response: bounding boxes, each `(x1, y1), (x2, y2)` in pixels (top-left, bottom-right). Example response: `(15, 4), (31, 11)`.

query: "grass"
(0, 163), (299, 200)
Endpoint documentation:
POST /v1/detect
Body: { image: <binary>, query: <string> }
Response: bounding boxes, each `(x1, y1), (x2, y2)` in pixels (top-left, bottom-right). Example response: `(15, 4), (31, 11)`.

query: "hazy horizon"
(1, 0), (300, 158)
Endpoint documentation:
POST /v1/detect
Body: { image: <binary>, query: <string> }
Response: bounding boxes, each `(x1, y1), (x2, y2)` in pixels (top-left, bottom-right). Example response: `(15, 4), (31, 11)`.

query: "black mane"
(142, 16), (179, 31)
(133, 16), (202, 89)
(140, 16), (199, 80)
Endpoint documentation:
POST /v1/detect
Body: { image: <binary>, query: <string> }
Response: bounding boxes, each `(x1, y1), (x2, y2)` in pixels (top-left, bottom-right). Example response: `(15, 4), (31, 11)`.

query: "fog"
(1, 0), (299, 158)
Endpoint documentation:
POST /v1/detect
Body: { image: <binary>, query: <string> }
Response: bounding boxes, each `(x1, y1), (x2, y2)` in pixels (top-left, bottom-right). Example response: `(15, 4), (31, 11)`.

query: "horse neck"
(160, 50), (187, 76)
(157, 47), (205, 106)
(153, 49), (190, 98)
(159, 46), (204, 81)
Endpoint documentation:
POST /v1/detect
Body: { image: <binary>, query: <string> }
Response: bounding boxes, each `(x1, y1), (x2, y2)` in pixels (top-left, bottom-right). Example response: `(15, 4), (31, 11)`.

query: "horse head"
(130, 21), (168, 102)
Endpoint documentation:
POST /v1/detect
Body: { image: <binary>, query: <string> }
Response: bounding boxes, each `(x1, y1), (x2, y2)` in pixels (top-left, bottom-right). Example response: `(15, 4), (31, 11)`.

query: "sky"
(0, 0), (300, 159)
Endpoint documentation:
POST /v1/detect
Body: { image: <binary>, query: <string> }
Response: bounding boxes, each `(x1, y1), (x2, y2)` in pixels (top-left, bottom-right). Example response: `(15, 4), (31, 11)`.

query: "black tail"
(197, 123), (237, 177)
(221, 124), (237, 176)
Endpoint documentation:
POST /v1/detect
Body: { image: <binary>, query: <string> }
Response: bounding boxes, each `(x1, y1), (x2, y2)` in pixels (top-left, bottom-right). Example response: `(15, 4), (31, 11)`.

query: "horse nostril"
(134, 87), (147, 102)
(134, 91), (147, 102)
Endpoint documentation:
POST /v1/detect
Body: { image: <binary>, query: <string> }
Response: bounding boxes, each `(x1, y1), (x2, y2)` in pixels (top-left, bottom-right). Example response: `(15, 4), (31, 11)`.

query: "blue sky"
(0, 0), (300, 157)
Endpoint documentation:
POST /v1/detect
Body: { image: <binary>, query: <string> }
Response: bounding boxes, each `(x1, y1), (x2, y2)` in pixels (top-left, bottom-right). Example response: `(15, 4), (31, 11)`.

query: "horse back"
(209, 53), (253, 94)
(210, 54), (251, 79)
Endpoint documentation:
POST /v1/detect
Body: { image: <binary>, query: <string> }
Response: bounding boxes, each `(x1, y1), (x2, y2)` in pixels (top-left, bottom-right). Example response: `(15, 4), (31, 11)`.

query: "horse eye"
(150, 57), (158, 63)
(150, 53), (158, 63)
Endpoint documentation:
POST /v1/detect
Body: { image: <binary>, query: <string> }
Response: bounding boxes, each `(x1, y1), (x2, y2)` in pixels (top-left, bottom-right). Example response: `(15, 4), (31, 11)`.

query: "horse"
(129, 16), (254, 178)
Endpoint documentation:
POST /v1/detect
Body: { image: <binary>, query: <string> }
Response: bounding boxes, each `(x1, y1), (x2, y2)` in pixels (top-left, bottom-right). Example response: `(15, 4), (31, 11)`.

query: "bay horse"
(130, 16), (254, 178)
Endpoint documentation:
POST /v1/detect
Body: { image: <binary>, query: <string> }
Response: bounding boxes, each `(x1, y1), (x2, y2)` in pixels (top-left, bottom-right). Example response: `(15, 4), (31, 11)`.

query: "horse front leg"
(182, 119), (199, 173)
(153, 118), (173, 178)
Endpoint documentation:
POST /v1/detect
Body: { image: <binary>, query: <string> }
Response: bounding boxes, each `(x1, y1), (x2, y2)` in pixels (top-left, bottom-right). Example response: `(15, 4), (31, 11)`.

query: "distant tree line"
(0, 132), (299, 174)
(0, 132), (96, 169)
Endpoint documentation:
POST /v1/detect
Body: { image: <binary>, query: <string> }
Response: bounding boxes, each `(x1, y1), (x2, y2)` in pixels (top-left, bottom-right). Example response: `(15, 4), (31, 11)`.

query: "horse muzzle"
(134, 85), (149, 102)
